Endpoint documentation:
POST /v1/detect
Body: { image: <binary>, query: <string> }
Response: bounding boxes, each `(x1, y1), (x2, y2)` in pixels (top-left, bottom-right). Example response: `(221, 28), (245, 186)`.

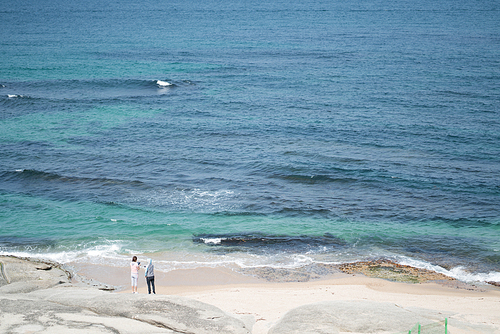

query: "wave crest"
(156, 80), (173, 87)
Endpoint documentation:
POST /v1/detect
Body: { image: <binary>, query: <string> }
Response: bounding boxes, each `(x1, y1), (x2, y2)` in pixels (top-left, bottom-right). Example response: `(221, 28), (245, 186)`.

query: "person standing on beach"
(144, 258), (156, 294)
(130, 256), (140, 294)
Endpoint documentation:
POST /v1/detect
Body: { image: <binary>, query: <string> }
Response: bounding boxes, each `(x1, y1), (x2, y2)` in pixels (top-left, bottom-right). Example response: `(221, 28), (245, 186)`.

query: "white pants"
(131, 273), (138, 287)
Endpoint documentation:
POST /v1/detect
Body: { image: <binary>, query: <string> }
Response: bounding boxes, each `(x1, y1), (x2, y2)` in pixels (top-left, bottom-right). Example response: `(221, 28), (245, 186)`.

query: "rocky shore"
(1, 255), (499, 334)
(237, 258), (494, 291)
(0, 255), (251, 334)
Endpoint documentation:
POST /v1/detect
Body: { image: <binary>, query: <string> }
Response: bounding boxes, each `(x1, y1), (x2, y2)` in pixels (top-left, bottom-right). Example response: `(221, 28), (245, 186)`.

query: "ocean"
(1, 0), (499, 284)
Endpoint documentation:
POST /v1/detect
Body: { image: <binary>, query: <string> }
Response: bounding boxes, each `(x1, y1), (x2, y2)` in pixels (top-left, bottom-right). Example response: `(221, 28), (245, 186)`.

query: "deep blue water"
(1, 0), (499, 283)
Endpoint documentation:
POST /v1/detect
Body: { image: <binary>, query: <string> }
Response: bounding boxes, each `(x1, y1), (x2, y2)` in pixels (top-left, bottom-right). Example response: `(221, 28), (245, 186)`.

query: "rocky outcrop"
(0, 255), (72, 293)
(0, 287), (252, 334)
(339, 259), (455, 283)
(0, 256), (251, 334)
(268, 300), (448, 334)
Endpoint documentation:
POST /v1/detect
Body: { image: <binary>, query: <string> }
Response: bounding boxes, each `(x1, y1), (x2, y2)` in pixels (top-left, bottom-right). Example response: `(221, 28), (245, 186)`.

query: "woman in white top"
(130, 256), (140, 293)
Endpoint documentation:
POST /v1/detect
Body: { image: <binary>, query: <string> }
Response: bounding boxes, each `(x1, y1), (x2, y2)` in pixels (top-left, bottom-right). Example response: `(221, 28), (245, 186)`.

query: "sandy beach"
(2, 256), (500, 334)
(168, 276), (500, 334)
(76, 262), (500, 334)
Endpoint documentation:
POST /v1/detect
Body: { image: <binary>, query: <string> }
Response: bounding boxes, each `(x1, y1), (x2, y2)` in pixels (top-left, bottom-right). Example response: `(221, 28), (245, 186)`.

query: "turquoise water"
(1, 0), (499, 283)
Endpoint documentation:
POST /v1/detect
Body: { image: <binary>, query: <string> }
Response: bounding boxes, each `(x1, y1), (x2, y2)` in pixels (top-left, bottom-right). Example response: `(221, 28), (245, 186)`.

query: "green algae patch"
(339, 260), (455, 284)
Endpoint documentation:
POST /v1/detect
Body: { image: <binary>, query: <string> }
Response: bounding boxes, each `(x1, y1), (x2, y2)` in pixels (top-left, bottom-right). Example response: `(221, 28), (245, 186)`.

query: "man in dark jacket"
(144, 258), (156, 294)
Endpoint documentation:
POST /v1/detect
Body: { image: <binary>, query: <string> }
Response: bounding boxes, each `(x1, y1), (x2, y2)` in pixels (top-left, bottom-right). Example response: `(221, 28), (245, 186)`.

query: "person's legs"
(131, 274), (138, 293)
(151, 277), (155, 294)
(146, 277), (152, 294)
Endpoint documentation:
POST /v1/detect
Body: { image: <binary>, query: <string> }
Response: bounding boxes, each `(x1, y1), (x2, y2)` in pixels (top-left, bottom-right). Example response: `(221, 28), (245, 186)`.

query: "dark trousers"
(146, 276), (155, 294)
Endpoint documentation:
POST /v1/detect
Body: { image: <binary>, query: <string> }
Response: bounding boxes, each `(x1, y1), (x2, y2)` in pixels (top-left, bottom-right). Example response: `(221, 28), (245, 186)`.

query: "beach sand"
(72, 263), (500, 334)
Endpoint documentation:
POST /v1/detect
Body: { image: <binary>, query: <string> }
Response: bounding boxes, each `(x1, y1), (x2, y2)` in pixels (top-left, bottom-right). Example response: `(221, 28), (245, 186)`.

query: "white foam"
(200, 237), (224, 245)
(131, 187), (237, 212)
(2, 245), (498, 285)
(0, 250), (35, 258)
(0, 241), (127, 266)
(233, 253), (316, 270)
(156, 80), (172, 87)
(447, 267), (500, 283)
(0, 250), (78, 264)
(396, 255), (500, 284)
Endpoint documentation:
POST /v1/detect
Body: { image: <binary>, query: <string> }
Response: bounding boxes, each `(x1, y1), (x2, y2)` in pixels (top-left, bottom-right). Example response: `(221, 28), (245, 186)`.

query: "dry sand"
(73, 263), (500, 334)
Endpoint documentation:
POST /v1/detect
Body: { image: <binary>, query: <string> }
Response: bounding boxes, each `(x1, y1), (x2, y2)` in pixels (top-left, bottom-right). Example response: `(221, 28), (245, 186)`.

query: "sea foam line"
(2, 247), (498, 285)
(396, 255), (500, 284)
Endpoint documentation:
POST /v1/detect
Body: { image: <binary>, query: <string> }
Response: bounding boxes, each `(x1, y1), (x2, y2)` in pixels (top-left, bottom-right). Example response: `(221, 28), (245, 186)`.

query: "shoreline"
(70, 256), (500, 334)
(5, 253), (500, 295)
(2, 255), (500, 333)
(66, 256), (499, 291)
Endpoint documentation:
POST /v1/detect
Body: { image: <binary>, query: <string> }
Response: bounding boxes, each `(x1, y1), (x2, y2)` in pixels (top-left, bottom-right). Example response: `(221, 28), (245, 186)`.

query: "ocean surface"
(1, 0), (499, 284)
